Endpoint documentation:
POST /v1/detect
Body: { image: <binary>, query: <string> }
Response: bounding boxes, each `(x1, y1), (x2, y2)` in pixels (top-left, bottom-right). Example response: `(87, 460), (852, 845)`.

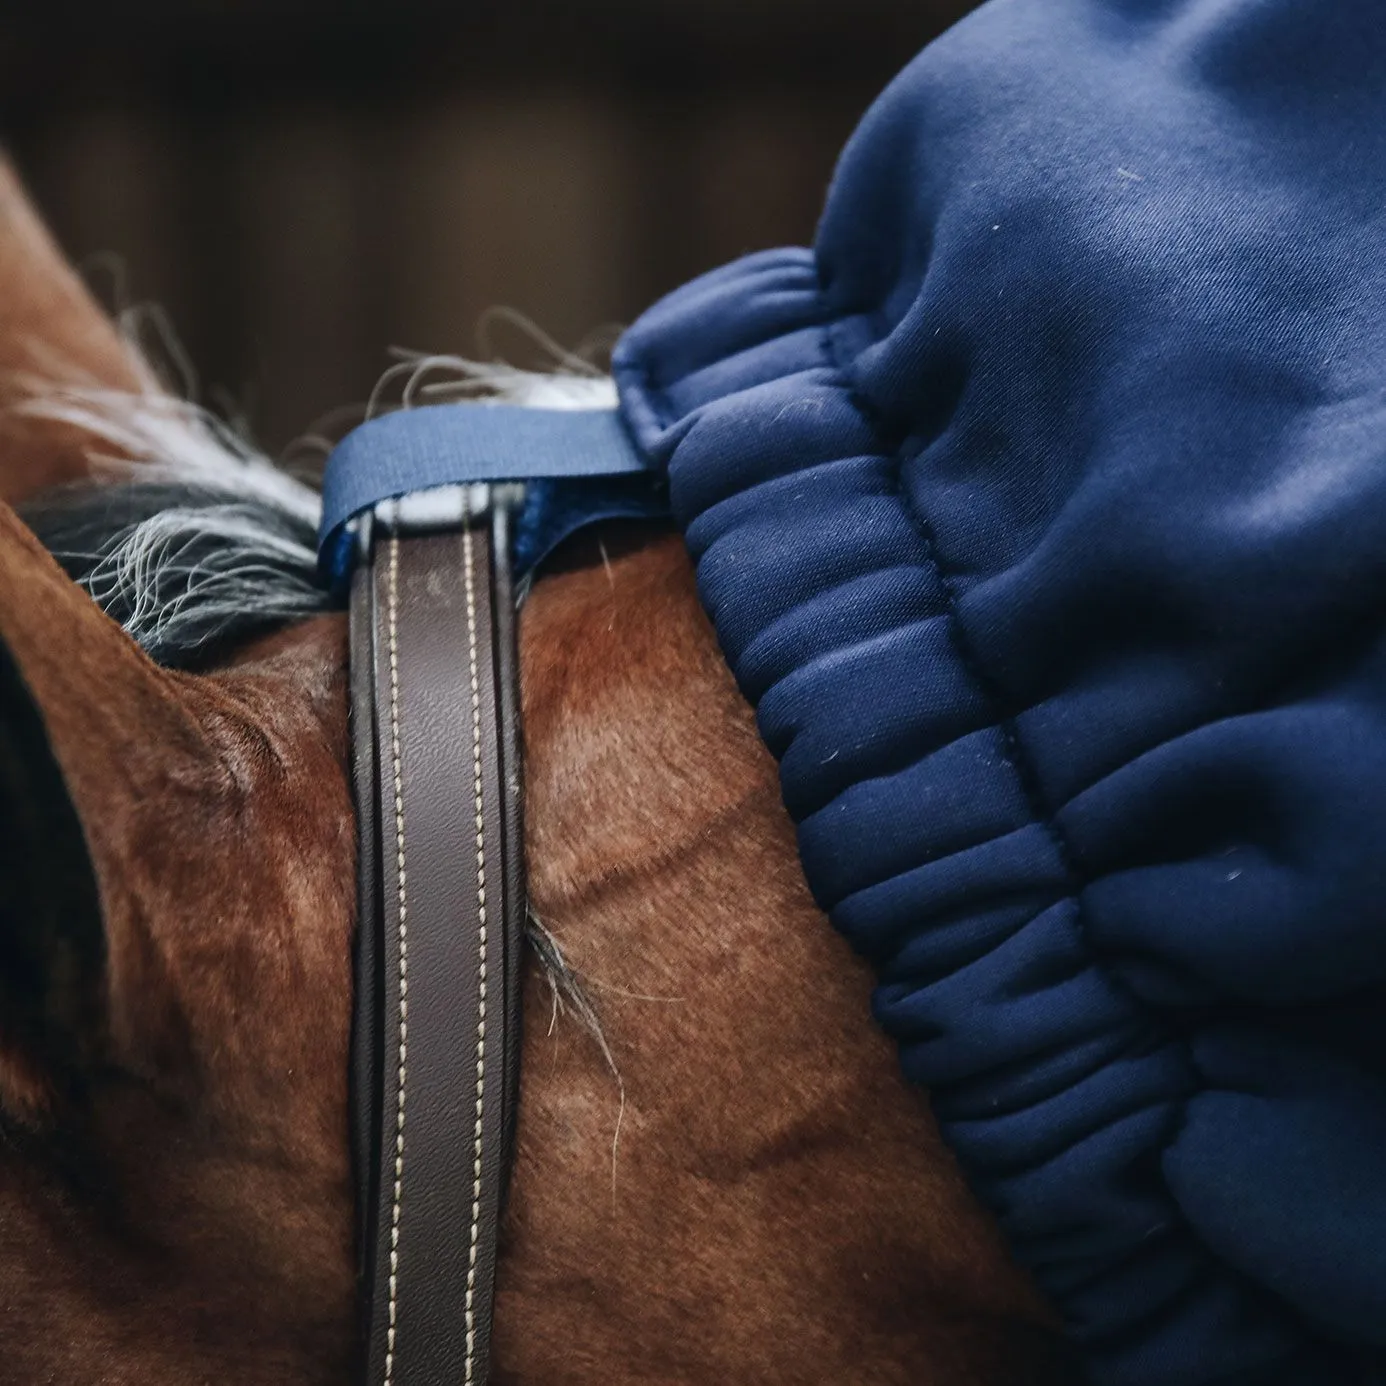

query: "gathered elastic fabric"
(611, 5), (1386, 1382)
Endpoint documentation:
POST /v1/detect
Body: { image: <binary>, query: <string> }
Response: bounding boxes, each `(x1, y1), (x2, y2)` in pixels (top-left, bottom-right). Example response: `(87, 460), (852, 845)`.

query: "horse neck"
(0, 502), (1057, 1384)
(502, 526), (1058, 1384)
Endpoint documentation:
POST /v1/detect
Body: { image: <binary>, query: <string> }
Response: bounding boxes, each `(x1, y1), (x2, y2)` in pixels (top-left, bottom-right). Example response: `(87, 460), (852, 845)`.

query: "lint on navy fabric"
(612, 1), (1386, 1382)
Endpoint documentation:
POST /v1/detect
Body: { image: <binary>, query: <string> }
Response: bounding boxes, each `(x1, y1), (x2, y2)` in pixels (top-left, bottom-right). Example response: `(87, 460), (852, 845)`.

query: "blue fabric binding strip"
(317, 403), (655, 586)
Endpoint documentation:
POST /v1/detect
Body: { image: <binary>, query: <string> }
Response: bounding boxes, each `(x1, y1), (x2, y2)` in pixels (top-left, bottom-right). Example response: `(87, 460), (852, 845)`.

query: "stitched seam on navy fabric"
(895, 468), (1182, 1035)
(814, 339), (1214, 1282)
(815, 252), (902, 388)
(816, 306), (1201, 1064)
(808, 326), (1330, 1367)
(831, 358), (1158, 992)
(623, 351), (676, 435)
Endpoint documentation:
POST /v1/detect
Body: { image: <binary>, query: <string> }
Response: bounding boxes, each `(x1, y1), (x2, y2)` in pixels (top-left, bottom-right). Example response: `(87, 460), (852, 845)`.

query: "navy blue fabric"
(612, 3), (1386, 1382)
(511, 472), (669, 576)
(318, 403), (658, 585)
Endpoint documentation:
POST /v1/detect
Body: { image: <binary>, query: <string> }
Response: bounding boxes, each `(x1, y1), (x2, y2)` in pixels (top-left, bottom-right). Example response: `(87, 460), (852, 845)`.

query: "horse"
(0, 159), (1070, 1383)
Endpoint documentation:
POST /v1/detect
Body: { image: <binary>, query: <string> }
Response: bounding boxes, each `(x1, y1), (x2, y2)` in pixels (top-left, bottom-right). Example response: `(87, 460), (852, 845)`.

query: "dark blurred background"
(0, 2), (975, 453)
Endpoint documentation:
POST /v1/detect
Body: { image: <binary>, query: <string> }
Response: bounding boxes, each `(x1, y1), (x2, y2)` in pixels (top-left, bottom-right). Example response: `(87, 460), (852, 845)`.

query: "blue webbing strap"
(318, 403), (660, 587)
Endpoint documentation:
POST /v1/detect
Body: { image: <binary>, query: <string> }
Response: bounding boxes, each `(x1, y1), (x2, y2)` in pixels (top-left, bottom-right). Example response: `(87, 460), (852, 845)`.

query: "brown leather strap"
(348, 486), (525, 1386)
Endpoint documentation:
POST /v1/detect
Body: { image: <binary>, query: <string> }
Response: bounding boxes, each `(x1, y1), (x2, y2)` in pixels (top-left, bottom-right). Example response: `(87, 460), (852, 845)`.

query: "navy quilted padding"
(612, 3), (1386, 1382)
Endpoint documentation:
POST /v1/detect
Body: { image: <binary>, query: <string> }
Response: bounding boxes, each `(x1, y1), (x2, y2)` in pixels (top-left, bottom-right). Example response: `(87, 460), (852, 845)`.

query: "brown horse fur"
(0, 158), (1071, 1384)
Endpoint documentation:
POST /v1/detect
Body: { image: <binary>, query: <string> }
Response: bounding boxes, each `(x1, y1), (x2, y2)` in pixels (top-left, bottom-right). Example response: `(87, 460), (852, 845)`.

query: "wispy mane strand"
(14, 357), (616, 668)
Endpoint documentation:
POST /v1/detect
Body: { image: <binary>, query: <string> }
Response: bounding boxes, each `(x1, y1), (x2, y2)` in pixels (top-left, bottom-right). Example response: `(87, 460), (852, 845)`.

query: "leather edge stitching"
(384, 536), (409, 1386)
(460, 506), (490, 1382)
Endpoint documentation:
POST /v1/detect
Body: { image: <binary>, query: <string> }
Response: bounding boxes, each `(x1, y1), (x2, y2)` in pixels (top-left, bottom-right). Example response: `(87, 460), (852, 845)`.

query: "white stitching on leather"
(384, 537), (409, 1386)
(460, 503), (489, 1382)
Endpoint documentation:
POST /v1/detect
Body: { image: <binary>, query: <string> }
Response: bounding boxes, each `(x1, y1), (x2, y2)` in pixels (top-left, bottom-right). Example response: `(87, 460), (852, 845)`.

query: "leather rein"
(321, 405), (655, 1386)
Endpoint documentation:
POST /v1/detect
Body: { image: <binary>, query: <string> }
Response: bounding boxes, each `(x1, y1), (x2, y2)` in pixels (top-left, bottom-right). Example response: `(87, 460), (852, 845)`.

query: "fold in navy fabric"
(612, 2), (1386, 1381)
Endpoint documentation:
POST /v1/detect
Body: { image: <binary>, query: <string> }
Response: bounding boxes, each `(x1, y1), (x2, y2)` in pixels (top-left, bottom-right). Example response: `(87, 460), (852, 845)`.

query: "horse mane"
(14, 356), (616, 669)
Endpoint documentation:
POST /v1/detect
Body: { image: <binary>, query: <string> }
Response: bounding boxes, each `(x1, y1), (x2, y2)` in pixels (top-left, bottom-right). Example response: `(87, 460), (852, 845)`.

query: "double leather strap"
(326, 400), (654, 1386)
(348, 485), (526, 1386)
